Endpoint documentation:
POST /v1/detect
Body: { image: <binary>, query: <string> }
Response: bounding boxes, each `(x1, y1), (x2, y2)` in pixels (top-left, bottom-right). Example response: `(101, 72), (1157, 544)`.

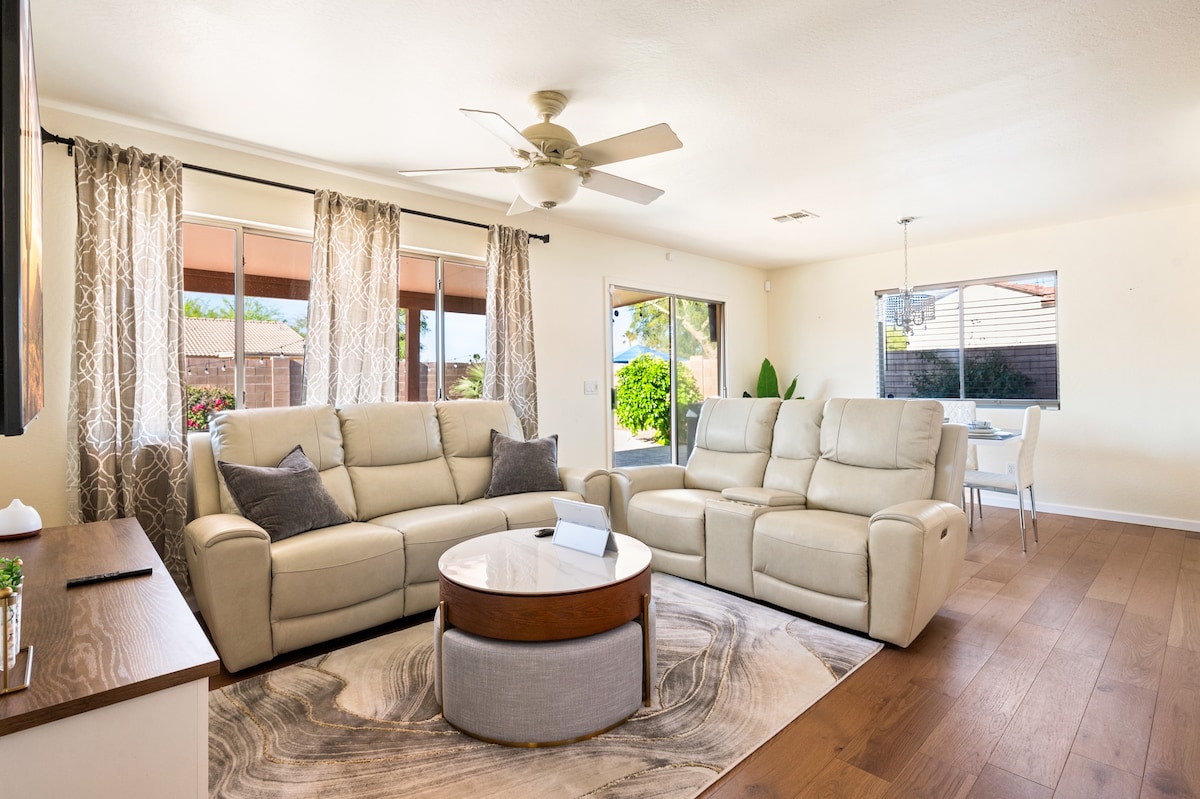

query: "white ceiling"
(31, 0), (1200, 269)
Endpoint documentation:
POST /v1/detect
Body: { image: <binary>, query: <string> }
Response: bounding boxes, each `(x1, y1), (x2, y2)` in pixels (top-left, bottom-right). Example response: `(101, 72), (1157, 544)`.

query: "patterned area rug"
(209, 573), (881, 798)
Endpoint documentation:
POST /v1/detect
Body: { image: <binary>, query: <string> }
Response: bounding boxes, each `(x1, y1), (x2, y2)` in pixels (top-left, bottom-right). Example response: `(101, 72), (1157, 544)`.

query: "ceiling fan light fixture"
(516, 162), (581, 209)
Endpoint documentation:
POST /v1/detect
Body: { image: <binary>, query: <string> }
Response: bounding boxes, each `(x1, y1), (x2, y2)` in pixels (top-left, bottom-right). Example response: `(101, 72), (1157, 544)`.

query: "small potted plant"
(1, 556), (22, 671)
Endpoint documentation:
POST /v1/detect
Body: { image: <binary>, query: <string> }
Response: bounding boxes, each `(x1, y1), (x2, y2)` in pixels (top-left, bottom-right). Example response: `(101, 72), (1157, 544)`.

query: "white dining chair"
(941, 401), (978, 514)
(963, 405), (1041, 551)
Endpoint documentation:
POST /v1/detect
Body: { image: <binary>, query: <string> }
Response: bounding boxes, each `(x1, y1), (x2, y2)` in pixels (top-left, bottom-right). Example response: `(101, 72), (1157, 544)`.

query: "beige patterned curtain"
(304, 190), (401, 405)
(67, 138), (188, 589)
(484, 225), (538, 437)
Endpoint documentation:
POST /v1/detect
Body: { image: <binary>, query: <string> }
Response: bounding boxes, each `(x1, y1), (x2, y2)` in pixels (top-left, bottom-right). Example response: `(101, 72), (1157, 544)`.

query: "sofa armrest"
(866, 499), (968, 647)
(183, 514), (274, 672)
(720, 486), (806, 507)
(559, 465), (610, 510)
(609, 465), (687, 533)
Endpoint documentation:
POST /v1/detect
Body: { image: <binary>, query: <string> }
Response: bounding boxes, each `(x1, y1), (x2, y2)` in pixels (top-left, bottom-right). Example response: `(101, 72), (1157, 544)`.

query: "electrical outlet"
(1006, 463), (1017, 476)
(583, 380), (599, 395)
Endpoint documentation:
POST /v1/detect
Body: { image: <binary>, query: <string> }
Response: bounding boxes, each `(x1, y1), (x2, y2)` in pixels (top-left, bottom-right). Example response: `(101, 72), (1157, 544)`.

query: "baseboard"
(972, 494), (1200, 533)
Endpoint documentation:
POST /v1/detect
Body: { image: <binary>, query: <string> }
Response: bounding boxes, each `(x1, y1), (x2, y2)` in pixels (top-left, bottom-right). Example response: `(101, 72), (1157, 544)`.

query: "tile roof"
(184, 317), (306, 357)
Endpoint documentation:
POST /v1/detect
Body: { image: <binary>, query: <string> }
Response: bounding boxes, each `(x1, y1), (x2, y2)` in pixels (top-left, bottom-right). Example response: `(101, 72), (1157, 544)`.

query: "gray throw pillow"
(485, 430), (563, 498)
(218, 445), (350, 542)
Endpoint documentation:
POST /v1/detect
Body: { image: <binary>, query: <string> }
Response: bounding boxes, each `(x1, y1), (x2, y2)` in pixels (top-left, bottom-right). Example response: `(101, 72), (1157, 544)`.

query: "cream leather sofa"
(185, 400), (608, 672)
(611, 397), (968, 647)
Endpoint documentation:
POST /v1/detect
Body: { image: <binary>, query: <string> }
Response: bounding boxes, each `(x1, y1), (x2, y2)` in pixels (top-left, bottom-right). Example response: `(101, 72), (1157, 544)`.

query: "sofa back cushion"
(337, 402), (459, 519)
(806, 398), (943, 517)
(209, 404), (357, 519)
(436, 400), (525, 502)
(683, 397), (781, 491)
(761, 399), (825, 499)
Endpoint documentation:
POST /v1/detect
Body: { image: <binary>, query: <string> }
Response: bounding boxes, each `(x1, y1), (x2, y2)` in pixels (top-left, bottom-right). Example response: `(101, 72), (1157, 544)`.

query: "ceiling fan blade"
(461, 108), (544, 156)
(506, 194), (536, 216)
(573, 123), (682, 167)
(581, 170), (665, 205)
(398, 166), (519, 176)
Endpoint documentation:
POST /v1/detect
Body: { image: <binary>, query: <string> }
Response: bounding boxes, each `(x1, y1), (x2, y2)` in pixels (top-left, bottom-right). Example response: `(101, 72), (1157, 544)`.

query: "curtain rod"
(41, 128), (550, 244)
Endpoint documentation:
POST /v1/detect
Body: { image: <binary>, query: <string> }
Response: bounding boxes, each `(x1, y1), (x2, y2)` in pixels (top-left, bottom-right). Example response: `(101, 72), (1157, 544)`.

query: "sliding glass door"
(610, 286), (724, 467)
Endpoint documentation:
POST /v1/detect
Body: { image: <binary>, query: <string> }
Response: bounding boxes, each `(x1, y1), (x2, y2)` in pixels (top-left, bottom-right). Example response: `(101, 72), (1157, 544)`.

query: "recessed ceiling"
(30, 0), (1200, 269)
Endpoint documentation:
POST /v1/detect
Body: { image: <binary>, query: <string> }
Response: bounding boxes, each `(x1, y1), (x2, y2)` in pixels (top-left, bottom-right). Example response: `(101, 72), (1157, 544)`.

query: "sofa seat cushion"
(467, 490), (583, 530)
(753, 510), (869, 602)
(369, 504), (508, 586)
(271, 522), (406, 620)
(628, 488), (723, 557)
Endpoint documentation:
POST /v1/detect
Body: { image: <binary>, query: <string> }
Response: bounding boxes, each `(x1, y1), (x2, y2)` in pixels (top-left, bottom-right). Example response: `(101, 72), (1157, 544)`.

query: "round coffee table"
(435, 528), (653, 746)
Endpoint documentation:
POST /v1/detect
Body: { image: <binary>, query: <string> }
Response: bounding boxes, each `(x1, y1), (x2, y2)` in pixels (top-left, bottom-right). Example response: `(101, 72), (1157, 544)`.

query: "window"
(876, 271), (1059, 407)
(183, 223), (485, 429)
(610, 286), (725, 466)
(397, 253), (486, 402)
(183, 221), (312, 428)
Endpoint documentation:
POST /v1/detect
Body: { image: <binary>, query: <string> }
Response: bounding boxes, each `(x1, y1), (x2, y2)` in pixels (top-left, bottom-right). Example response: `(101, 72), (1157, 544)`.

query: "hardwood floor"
(700, 509), (1200, 798)
(205, 508), (1199, 797)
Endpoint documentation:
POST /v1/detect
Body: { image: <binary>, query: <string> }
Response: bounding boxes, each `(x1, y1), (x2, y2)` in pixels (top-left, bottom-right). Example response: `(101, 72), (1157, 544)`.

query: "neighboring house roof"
(184, 317), (306, 357)
(905, 283), (1056, 350)
(994, 281), (1057, 305)
(613, 344), (669, 363)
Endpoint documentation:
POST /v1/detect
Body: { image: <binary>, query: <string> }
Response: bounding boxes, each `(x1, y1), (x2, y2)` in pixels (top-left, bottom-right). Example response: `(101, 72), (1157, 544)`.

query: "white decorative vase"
(2, 589), (19, 671)
(0, 499), (41, 539)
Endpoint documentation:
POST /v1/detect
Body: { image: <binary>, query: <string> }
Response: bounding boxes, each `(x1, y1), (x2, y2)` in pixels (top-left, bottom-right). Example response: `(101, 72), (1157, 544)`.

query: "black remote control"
(66, 567), (153, 588)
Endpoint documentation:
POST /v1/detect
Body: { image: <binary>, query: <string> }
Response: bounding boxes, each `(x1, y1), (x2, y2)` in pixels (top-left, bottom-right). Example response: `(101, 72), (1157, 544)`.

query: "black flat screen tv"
(0, 0), (44, 436)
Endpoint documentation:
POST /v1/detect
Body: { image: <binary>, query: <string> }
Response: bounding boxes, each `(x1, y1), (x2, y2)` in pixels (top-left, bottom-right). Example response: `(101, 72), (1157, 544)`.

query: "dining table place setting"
(966, 421), (1019, 440)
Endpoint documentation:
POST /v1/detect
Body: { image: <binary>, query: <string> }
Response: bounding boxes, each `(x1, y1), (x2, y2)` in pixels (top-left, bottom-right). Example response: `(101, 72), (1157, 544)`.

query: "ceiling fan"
(398, 90), (683, 216)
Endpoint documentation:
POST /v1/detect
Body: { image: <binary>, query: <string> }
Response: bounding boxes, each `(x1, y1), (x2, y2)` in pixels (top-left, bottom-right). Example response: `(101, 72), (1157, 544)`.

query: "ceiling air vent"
(772, 210), (820, 223)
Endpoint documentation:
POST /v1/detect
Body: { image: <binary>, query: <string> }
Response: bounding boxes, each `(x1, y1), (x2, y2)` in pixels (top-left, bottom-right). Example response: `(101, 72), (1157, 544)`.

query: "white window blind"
(876, 271), (1059, 407)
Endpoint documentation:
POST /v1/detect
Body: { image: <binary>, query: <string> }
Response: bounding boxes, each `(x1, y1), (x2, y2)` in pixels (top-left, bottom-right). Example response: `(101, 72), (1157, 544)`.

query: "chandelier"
(883, 216), (935, 336)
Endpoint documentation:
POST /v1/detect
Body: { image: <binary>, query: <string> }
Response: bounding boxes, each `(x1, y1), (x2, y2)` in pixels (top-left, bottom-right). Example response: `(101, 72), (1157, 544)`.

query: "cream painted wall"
(20, 106), (1191, 531)
(0, 107), (769, 527)
(767, 202), (1200, 530)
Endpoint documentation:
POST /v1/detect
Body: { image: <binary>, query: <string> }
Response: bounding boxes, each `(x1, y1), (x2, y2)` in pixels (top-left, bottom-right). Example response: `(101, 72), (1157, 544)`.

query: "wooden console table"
(0, 518), (218, 798)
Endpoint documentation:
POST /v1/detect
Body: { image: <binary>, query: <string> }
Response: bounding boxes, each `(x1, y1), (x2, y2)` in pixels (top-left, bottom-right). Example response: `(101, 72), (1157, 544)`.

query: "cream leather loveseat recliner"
(611, 397), (968, 647)
(185, 400), (608, 672)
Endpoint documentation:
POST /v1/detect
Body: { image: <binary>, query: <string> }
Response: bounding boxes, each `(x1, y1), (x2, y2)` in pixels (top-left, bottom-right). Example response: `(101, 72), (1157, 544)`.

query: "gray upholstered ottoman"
(433, 528), (656, 746)
(433, 611), (653, 746)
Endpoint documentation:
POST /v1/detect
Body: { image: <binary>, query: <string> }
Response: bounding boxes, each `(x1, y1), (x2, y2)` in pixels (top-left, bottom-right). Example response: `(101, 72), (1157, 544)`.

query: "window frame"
(182, 216), (314, 409)
(875, 270), (1060, 409)
(397, 248), (487, 402)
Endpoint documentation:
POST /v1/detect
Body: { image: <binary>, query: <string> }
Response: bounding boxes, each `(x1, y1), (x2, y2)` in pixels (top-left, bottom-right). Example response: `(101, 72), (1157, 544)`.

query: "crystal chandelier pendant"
(890, 217), (934, 336)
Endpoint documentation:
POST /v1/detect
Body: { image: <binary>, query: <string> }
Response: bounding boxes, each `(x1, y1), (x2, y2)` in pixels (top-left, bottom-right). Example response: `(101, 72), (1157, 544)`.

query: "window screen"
(876, 272), (1058, 407)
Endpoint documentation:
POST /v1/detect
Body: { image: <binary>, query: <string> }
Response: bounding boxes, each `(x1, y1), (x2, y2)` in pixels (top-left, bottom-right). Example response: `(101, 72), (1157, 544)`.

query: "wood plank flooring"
(701, 509), (1200, 798)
